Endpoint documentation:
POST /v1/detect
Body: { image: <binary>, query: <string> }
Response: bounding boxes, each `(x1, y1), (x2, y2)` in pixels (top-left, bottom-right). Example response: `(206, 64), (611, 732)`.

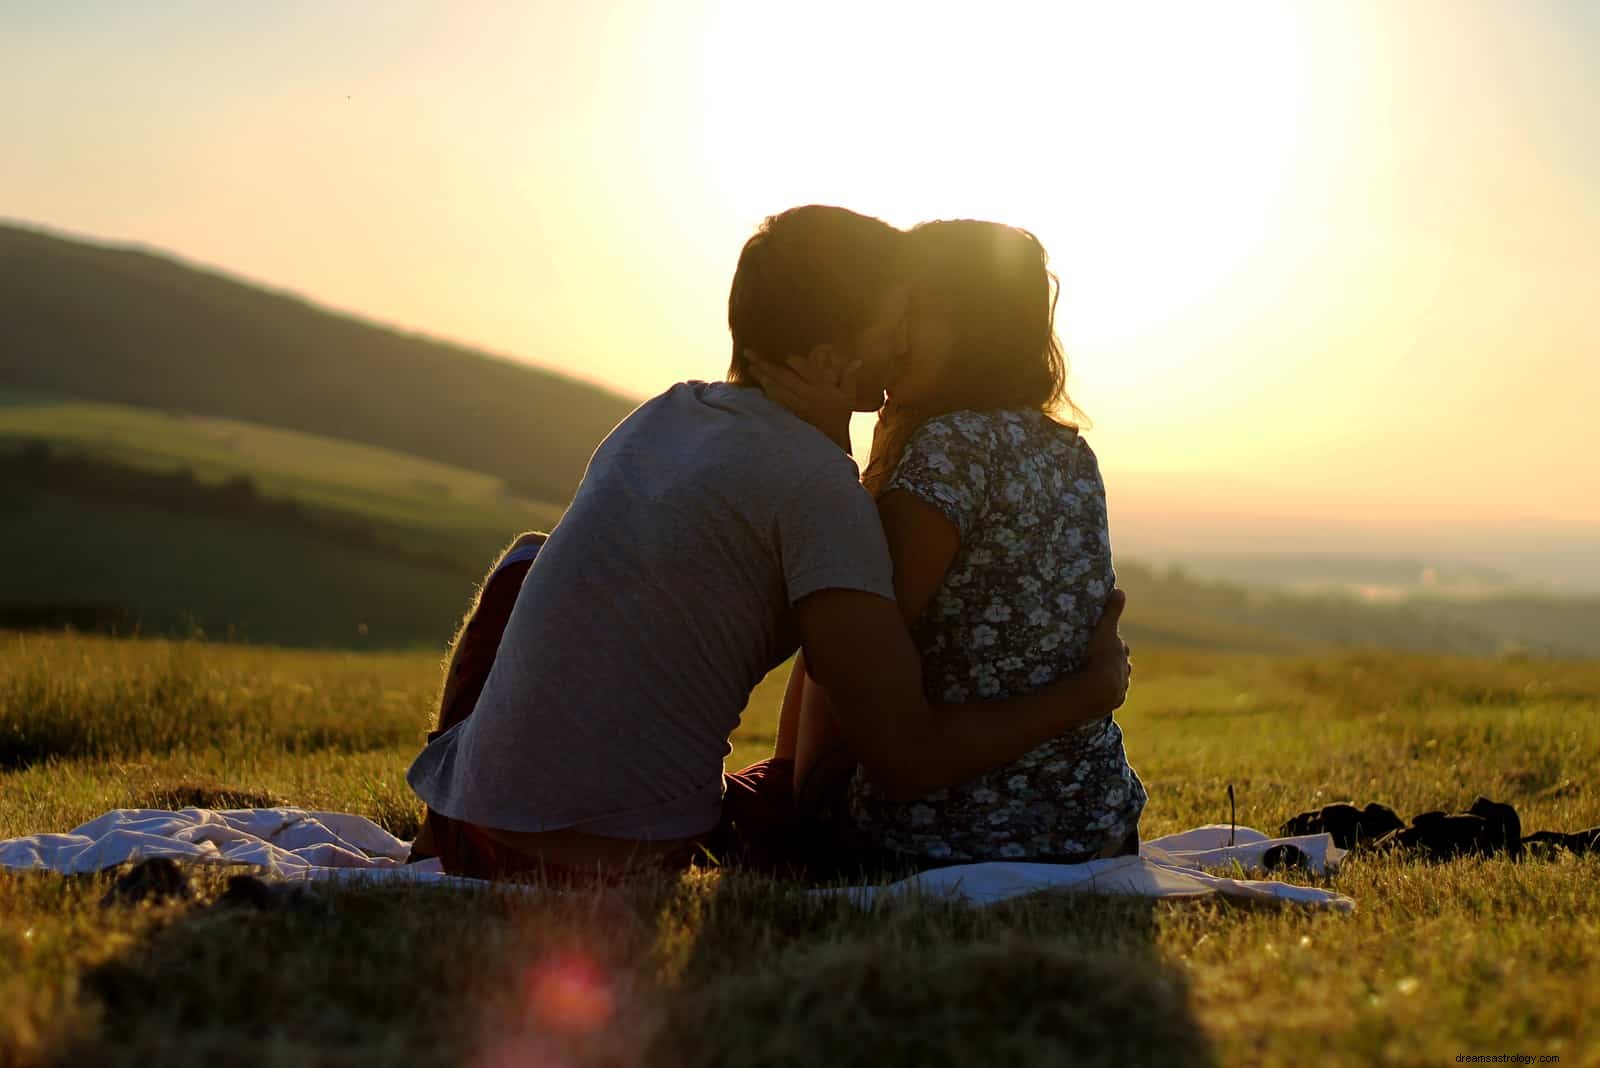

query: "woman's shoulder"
(908, 408), (1006, 443)
(898, 409), (1095, 477)
(895, 411), (1003, 470)
(908, 408), (1061, 445)
(979, 411), (1106, 497)
(927, 408), (1088, 454)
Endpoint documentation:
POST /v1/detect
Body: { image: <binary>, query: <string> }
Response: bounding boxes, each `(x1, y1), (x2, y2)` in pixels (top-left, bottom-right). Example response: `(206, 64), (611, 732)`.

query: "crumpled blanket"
(812, 824), (1354, 911)
(0, 808), (476, 888)
(0, 809), (1354, 911)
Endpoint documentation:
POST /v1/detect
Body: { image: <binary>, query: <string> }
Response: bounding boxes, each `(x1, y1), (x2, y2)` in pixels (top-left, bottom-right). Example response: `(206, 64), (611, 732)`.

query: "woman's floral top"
(849, 409), (1146, 863)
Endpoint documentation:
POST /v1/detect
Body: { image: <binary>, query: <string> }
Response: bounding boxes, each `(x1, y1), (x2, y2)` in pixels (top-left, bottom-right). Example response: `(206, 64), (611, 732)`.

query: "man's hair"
(727, 205), (903, 383)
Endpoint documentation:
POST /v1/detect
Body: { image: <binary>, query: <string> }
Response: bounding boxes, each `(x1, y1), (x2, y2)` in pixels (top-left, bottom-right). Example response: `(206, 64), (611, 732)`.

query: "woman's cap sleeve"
(883, 412), (997, 542)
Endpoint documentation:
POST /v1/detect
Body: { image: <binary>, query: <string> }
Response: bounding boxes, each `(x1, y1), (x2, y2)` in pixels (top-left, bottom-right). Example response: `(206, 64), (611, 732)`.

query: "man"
(406, 205), (1131, 876)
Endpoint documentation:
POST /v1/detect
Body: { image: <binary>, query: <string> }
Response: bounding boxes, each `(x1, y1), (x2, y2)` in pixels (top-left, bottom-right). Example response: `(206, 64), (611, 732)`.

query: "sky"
(4, 1), (1598, 558)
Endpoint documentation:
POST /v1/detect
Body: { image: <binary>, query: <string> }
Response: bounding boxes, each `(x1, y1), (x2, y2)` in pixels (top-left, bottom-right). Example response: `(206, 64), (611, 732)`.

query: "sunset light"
(691, 2), (1323, 352)
(3, 4), (1599, 1062)
(9, 1), (1593, 552)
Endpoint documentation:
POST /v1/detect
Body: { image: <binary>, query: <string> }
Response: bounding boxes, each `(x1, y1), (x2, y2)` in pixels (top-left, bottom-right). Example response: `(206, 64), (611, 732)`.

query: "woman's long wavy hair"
(901, 219), (1084, 426)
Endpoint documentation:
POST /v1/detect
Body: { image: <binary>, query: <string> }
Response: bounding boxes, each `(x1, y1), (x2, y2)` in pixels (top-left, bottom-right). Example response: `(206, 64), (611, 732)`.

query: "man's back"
(407, 381), (893, 840)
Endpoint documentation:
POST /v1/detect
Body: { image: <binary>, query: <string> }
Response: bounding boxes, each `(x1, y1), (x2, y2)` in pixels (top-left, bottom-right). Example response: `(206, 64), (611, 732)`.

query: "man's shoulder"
(618, 382), (820, 442)
(603, 380), (856, 492)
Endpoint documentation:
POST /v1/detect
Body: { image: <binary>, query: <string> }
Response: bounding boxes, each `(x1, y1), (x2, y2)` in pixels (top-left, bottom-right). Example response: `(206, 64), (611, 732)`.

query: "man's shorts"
(428, 755), (798, 881)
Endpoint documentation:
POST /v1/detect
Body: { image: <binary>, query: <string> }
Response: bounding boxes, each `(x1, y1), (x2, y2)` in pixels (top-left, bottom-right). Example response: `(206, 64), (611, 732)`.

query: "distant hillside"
(0, 222), (639, 505)
(0, 389), (562, 566)
(1168, 554), (1516, 597)
(0, 399), (565, 650)
(1116, 560), (1600, 659)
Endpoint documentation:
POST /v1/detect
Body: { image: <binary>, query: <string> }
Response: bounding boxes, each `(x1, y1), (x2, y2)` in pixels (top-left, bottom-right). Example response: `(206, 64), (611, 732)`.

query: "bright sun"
(687, 1), (1330, 400)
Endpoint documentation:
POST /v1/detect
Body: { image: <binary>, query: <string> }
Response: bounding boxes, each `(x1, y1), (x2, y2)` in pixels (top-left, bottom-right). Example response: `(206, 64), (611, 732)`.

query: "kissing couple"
(408, 205), (1145, 879)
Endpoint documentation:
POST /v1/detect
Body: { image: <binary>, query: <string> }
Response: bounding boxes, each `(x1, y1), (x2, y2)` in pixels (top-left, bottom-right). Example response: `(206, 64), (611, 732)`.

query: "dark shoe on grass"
(1467, 796), (1522, 859)
(1261, 843), (1312, 872)
(1521, 827), (1600, 857)
(1279, 801), (1404, 850)
(1369, 799), (1516, 856)
(214, 874), (330, 915)
(100, 857), (194, 907)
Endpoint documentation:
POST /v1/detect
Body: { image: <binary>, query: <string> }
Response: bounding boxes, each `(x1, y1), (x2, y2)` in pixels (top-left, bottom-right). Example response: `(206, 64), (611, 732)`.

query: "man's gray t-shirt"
(407, 381), (895, 839)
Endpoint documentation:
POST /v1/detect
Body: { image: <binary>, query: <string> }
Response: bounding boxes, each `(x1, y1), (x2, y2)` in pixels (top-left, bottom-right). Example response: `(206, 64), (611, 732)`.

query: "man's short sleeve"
(884, 411), (996, 541)
(778, 463), (895, 605)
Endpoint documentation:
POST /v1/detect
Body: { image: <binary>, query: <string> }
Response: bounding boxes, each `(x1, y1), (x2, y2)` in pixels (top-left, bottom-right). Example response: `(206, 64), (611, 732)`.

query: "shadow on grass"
(53, 869), (1216, 1068)
(649, 878), (1217, 1068)
(129, 780), (286, 811)
(60, 882), (522, 1066)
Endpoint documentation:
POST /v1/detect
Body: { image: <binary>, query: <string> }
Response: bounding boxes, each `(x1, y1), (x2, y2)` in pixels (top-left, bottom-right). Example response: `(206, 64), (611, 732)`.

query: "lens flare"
(471, 950), (623, 1068)
(522, 951), (616, 1035)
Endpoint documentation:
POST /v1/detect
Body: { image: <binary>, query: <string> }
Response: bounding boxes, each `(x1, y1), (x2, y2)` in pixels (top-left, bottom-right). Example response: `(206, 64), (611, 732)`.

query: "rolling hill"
(0, 392), (566, 649)
(0, 222), (639, 506)
(0, 386), (562, 558)
(4, 221), (1595, 656)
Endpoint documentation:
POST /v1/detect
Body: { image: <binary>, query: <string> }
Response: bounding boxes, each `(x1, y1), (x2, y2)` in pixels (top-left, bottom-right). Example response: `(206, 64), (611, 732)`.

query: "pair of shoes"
(212, 874), (331, 915)
(1372, 797), (1522, 860)
(97, 858), (331, 913)
(1278, 801), (1405, 850)
(1521, 827), (1600, 857)
(1283, 794), (1597, 863)
(99, 857), (194, 907)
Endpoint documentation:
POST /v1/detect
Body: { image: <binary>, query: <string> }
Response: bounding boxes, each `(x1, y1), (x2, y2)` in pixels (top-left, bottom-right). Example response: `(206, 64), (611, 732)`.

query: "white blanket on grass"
(813, 825), (1354, 911)
(0, 809), (1354, 911)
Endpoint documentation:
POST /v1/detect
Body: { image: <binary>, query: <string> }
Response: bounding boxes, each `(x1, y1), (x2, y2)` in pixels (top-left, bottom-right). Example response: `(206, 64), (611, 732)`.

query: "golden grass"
(2, 631), (1597, 1067)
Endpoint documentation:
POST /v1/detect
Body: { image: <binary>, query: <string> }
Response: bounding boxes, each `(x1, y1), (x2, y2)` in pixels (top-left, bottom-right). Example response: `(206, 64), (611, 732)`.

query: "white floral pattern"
(850, 409), (1147, 863)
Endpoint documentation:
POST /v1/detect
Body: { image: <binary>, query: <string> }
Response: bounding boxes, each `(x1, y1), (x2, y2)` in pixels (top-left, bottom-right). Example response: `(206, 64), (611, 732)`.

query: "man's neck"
(729, 379), (853, 454)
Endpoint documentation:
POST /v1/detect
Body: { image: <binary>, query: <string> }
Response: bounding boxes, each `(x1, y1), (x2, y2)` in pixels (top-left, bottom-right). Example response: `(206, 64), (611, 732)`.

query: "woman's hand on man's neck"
(742, 349), (859, 454)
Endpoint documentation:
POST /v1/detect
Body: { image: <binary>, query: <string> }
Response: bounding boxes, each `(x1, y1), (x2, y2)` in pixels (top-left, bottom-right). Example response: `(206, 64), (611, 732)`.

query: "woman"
(761, 219), (1145, 866)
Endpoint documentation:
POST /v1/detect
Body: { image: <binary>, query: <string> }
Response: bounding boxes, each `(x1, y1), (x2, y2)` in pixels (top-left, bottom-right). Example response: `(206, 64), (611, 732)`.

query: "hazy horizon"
(5, 1), (1597, 577)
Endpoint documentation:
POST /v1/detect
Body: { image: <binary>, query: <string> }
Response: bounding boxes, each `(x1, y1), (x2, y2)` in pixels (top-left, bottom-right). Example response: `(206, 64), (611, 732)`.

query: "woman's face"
(886, 289), (956, 408)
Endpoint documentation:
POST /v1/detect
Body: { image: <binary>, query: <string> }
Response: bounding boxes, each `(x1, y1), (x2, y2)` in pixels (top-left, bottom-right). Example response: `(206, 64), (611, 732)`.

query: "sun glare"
(689, 2), (1332, 401)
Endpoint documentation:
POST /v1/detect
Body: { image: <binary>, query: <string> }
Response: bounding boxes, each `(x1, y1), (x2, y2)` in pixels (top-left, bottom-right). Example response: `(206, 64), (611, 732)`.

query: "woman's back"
(850, 408), (1146, 862)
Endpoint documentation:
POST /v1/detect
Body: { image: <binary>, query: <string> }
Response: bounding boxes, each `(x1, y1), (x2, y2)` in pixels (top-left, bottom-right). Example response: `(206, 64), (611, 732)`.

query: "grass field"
(3, 631), (1597, 1066)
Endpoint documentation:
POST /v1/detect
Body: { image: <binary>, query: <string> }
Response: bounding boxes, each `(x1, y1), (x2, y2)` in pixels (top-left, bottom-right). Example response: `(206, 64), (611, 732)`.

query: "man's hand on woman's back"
(795, 586), (1135, 802)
